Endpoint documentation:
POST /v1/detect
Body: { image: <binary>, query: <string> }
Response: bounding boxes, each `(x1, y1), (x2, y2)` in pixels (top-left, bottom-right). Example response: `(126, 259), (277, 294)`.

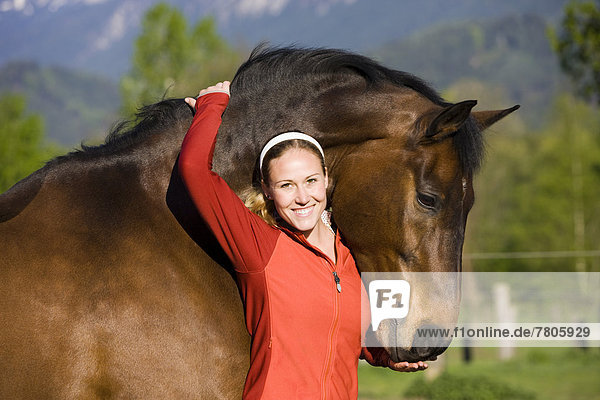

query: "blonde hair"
(241, 185), (278, 227)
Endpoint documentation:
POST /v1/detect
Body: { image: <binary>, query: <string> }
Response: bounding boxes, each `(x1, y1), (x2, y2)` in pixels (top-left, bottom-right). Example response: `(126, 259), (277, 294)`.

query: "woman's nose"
(294, 186), (310, 204)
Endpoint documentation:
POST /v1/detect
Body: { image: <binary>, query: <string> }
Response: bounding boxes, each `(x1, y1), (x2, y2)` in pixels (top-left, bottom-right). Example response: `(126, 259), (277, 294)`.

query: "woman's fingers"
(185, 97), (197, 108)
(198, 81), (231, 97)
(186, 81), (231, 109)
(388, 360), (428, 372)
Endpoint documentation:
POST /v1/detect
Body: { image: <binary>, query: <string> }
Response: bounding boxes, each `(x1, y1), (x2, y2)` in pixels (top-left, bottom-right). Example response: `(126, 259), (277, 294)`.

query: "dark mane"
(88, 99), (190, 155)
(233, 45), (446, 105)
(233, 45), (484, 174)
(46, 98), (191, 166)
(46, 45), (483, 174)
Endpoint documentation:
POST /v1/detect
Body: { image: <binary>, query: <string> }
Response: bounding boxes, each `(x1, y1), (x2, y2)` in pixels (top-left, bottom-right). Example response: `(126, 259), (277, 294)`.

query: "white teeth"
(294, 206), (314, 216)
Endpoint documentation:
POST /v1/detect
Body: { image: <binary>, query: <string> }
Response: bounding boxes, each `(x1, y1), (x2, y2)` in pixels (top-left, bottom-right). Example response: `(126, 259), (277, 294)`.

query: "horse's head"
(317, 81), (518, 362)
(216, 46), (518, 364)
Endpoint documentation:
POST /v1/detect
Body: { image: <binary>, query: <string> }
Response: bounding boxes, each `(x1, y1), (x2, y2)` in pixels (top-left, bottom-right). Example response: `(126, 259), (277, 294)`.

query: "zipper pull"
(333, 271), (341, 293)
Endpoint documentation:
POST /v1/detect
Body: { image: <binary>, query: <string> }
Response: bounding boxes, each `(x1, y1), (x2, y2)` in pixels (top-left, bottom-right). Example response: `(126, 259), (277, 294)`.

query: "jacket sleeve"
(178, 92), (280, 273)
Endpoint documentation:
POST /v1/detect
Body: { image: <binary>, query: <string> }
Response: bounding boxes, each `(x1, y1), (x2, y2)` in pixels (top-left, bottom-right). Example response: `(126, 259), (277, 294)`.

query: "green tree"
(550, 0), (600, 103)
(0, 93), (62, 193)
(464, 94), (600, 272)
(120, 3), (241, 116)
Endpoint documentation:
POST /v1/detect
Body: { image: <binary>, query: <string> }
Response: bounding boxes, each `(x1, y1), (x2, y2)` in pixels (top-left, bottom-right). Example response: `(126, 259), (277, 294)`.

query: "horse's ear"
(424, 100), (478, 142)
(471, 105), (520, 131)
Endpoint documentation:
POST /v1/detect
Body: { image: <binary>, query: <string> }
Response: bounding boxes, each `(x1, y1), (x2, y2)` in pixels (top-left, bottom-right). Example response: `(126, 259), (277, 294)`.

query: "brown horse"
(0, 46), (518, 398)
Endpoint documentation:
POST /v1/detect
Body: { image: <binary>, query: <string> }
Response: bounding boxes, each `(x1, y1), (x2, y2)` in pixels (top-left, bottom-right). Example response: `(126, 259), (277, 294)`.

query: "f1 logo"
(369, 280), (410, 331)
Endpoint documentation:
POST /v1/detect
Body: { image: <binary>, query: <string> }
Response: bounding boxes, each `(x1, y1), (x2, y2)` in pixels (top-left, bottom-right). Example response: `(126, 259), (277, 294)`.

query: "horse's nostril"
(387, 323), (452, 363)
(389, 345), (445, 363)
(390, 347), (421, 363)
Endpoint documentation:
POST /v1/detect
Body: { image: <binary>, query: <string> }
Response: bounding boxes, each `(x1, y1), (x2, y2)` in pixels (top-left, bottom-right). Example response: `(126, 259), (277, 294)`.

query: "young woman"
(179, 81), (427, 399)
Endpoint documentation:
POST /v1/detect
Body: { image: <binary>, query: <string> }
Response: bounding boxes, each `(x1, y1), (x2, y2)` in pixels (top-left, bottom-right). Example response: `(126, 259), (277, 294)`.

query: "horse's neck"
(211, 91), (318, 193)
(210, 77), (371, 191)
(83, 120), (192, 202)
(137, 122), (194, 200)
(211, 82), (383, 195)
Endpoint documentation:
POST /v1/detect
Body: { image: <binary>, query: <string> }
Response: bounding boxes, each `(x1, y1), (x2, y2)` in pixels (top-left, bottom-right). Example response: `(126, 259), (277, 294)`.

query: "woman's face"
(262, 148), (328, 236)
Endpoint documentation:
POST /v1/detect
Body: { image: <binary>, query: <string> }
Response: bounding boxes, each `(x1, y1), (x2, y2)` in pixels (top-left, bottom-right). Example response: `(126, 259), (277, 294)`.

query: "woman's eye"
(307, 178), (317, 184)
(417, 193), (437, 210)
(279, 183), (291, 189)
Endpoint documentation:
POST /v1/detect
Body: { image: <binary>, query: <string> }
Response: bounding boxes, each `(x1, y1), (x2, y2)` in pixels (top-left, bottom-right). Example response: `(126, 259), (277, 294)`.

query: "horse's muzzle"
(388, 323), (453, 363)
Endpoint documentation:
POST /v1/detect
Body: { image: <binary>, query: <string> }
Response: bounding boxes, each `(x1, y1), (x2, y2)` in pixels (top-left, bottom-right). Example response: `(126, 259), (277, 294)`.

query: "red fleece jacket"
(179, 92), (371, 399)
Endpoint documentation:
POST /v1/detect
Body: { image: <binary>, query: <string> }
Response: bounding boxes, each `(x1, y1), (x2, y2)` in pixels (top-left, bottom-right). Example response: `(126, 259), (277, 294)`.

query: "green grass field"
(358, 347), (600, 399)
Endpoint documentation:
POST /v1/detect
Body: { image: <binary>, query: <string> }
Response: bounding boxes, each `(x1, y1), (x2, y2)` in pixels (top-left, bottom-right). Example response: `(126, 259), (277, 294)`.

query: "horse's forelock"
(453, 117), (485, 175)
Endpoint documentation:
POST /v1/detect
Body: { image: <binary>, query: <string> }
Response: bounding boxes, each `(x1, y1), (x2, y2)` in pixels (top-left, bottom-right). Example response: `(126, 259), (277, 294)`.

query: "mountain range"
(1, 0), (568, 78)
(0, 0), (571, 145)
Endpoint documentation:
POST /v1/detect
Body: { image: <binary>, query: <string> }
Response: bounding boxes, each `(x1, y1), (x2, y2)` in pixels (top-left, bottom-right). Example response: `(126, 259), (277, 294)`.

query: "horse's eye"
(417, 192), (437, 210)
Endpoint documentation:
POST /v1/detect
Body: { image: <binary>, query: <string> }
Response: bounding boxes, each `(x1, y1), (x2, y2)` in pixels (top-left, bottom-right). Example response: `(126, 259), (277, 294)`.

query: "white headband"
(259, 131), (325, 173)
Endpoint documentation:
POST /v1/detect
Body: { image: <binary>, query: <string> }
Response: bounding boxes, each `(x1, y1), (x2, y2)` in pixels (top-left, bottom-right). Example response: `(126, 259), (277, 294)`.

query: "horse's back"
(0, 163), (249, 399)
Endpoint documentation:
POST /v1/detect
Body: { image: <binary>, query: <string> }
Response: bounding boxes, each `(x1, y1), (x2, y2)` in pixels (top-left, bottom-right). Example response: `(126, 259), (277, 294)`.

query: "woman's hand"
(360, 346), (432, 372)
(185, 81), (230, 109)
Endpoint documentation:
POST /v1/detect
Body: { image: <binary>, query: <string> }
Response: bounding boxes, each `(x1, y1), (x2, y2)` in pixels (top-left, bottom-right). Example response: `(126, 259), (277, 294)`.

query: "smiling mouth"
(293, 205), (315, 217)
